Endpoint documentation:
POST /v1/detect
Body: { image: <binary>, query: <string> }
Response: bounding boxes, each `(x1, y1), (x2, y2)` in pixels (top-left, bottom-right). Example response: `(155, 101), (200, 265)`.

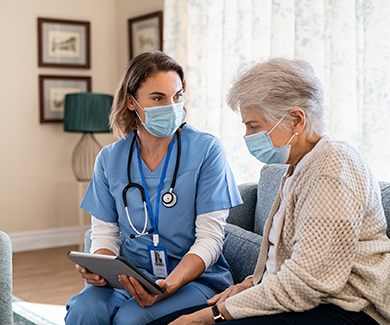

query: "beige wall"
(0, 0), (164, 236)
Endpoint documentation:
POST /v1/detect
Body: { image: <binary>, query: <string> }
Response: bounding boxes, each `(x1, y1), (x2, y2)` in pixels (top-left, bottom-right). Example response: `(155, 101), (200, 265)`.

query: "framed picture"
(38, 18), (91, 69)
(128, 11), (163, 60)
(39, 75), (91, 123)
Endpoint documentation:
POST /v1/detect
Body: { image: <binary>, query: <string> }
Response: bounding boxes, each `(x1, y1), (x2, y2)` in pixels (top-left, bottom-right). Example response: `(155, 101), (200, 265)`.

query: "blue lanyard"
(135, 135), (175, 235)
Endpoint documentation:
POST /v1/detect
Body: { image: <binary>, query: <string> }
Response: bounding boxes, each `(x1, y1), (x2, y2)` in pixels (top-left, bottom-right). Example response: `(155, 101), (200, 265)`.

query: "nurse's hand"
(118, 275), (169, 307)
(75, 264), (107, 286)
(74, 248), (116, 287)
(119, 254), (205, 307)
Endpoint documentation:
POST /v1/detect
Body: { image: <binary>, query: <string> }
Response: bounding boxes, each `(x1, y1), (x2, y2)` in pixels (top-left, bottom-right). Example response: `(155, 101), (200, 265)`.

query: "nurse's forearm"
(165, 253), (206, 294)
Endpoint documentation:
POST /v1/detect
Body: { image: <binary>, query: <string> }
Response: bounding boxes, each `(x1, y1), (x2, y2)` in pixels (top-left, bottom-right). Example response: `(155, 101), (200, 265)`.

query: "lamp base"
(72, 132), (102, 181)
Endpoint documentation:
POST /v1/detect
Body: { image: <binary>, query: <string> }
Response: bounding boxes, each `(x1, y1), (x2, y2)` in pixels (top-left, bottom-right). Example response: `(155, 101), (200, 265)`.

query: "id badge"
(147, 244), (169, 278)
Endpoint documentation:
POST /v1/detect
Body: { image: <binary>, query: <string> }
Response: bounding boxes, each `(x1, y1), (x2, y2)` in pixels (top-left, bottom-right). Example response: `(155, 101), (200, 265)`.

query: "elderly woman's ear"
(288, 108), (306, 134)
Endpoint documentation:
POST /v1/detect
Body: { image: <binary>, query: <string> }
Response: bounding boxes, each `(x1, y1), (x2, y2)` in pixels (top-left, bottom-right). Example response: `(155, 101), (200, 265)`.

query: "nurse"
(65, 51), (242, 325)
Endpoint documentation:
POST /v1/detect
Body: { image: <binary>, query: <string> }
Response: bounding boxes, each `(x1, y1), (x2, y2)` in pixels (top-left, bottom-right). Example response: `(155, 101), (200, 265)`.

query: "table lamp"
(64, 92), (113, 181)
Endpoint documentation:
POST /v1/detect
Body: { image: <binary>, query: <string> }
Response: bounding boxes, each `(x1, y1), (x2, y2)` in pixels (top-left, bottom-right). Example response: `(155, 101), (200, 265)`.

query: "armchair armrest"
(84, 228), (125, 254)
(84, 228), (92, 253)
(223, 223), (262, 284)
(0, 231), (12, 325)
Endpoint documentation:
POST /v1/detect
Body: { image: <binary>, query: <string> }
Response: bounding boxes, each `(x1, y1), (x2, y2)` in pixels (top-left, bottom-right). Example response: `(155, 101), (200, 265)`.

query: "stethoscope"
(122, 123), (184, 240)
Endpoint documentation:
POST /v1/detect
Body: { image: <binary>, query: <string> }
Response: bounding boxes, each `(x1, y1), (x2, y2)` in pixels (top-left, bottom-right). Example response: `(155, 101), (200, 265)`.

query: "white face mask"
(132, 97), (185, 137)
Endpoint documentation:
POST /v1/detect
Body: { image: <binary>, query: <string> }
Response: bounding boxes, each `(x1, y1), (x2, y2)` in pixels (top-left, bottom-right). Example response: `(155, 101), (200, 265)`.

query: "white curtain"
(163, 0), (390, 184)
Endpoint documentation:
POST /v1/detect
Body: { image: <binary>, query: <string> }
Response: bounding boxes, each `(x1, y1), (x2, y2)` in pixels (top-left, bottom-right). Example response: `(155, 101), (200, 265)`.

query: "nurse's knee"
(113, 302), (153, 325)
(65, 287), (114, 324)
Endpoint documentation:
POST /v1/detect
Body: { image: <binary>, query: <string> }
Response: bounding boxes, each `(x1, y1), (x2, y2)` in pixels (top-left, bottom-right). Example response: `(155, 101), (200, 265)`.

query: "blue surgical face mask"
(244, 115), (298, 165)
(132, 97), (185, 138)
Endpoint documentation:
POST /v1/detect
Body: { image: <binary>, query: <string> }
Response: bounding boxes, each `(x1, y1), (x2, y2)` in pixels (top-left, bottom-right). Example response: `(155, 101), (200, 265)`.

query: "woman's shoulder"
(306, 135), (378, 191)
(316, 135), (368, 166)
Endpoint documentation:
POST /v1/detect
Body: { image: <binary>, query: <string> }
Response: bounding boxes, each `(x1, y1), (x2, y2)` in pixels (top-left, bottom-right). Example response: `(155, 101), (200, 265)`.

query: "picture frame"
(39, 75), (91, 123)
(128, 11), (163, 60)
(38, 18), (91, 69)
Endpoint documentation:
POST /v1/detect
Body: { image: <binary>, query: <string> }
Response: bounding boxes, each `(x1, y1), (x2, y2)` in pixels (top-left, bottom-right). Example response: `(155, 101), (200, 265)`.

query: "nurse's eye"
(173, 93), (183, 99)
(152, 96), (163, 102)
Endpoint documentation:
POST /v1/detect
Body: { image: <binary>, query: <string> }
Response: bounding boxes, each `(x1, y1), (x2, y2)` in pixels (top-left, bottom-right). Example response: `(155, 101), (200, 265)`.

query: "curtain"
(163, 0), (390, 184)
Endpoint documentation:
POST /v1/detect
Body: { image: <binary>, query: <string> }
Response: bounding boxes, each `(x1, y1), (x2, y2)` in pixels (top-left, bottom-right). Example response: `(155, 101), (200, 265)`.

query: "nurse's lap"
(66, 281), (218, 325)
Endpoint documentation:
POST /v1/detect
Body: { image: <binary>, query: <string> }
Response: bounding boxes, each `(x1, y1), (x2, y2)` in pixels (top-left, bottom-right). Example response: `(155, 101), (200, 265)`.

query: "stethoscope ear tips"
(162, 191), (177, 208)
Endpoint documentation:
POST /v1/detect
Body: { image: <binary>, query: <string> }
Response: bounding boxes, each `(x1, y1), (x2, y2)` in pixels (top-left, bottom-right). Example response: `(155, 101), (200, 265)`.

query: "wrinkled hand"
(119, 275), (169, 308)
(207, 276), (254, 305)
(75, 264), (107, 286)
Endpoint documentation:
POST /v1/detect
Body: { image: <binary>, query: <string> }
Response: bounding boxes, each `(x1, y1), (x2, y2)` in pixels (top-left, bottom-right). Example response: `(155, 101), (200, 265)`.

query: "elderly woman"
(162, 58), (390, 324)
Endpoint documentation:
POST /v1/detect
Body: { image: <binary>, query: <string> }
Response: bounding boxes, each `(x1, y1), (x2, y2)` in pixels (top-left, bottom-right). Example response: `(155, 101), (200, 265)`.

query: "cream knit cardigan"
(225, 136), (390, 324)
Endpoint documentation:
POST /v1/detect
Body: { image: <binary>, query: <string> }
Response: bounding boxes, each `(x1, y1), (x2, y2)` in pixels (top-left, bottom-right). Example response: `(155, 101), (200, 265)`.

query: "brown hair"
(109, 51), (186, 138)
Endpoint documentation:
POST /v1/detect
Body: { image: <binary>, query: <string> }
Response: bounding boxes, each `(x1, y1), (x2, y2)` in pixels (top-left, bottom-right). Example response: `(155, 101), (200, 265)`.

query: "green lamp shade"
(64, 93), (113, 133)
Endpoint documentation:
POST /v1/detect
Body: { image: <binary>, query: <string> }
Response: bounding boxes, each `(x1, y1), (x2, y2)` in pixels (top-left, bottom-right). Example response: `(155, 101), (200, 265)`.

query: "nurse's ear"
(127, 94), (137, 111)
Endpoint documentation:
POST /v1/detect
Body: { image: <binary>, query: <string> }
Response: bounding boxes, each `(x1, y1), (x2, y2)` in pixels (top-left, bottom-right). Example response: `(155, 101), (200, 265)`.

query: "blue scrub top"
(81, 123), (242, 291)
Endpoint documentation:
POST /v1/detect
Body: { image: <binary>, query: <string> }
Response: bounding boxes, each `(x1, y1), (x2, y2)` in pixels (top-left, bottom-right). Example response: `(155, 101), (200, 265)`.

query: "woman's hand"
(118, 276), (169, 307)
(169, 303), (232, 325)
(207, 276), (254, 305)
(75, 264), (107, 286)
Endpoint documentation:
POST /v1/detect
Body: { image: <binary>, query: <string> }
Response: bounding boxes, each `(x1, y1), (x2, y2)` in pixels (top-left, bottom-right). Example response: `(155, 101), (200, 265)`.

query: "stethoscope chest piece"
(162, 191), (177, 208)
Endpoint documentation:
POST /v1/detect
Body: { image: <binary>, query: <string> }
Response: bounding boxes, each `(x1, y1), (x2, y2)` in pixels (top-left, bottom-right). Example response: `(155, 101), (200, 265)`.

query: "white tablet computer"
(67, 251), (164, 295)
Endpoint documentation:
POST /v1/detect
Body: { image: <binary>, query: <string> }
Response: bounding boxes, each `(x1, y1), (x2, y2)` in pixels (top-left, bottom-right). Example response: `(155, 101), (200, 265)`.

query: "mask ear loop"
(287, 132), (299, 145)
(130, 95), (146, 124)
(130, 95), (145, 111)
(269, 111), (290, 135)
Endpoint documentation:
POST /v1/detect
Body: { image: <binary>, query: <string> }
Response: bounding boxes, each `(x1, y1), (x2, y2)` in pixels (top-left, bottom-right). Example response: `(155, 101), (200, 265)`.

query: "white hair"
(227, 58), (326, 137)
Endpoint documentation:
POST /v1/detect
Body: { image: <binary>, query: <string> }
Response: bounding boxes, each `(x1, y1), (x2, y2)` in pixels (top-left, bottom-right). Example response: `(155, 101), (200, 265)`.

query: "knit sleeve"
(225, 176), (364, 318)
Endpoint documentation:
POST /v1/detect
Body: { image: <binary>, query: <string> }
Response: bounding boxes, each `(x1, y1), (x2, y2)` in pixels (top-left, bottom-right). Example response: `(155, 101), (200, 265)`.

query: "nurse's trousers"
(65, 280), (218, 325)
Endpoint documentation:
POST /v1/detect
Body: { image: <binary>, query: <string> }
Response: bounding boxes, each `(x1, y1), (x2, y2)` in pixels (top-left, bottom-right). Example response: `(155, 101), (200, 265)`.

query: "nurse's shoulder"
(94, 134), (135, 173)
(181, 123), (225, 154)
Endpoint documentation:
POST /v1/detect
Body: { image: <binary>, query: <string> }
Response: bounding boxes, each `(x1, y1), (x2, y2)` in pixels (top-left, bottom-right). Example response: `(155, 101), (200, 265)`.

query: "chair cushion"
(223, 223), (262, 284)
(254, 165), (288, 235)
(226, 182), (258, 232)
(379, 181), (390, 238)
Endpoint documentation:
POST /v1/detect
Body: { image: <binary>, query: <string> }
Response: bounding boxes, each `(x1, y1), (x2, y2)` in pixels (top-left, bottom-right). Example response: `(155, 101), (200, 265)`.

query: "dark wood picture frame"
(128, 11), (163, 60)
(39, 75), (92, 123)
(38, 18), (91, 69)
